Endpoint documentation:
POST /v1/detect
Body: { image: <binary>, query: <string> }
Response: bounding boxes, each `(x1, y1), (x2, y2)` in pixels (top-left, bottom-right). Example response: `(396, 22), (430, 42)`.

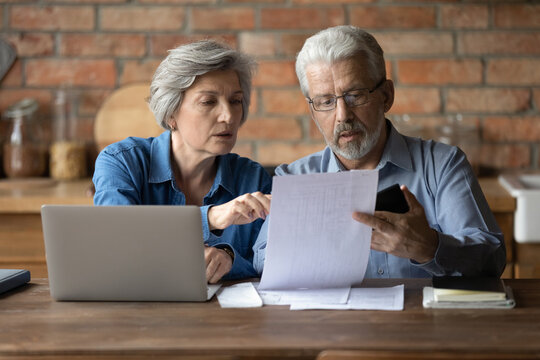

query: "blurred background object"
(49, 88), (86, 181)
(2, 98), (47, 179)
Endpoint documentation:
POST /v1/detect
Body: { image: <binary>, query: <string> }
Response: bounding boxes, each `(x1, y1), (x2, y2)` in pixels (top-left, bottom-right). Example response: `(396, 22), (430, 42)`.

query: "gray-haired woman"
(93, 40), (271, 283)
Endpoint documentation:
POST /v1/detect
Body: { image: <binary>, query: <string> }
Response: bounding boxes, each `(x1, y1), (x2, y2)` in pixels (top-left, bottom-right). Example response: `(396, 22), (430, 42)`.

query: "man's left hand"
(352, 185), (438, 264)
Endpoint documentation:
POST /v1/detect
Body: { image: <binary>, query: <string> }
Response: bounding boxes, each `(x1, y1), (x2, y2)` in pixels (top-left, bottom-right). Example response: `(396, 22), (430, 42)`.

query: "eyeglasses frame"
(307, 78), (387, 112)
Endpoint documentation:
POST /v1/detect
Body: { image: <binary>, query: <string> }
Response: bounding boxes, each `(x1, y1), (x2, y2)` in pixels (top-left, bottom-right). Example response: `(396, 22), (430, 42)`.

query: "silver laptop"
(41, 205), (221, 301)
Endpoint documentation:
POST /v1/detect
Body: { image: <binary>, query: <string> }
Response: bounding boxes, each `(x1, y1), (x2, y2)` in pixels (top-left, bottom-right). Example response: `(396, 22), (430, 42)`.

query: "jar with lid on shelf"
(1, 98), (48, 178)
(49, 88), (87, 181)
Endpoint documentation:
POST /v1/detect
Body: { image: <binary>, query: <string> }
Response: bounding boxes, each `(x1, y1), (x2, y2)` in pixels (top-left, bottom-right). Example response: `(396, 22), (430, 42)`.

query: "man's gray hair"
(295, 26), (386, 97)
(148, 40), (257, 130)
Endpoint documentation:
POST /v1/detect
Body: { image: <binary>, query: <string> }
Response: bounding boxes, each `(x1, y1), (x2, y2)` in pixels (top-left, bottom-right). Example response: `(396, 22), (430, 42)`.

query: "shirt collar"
(149, 131), (174, 183)
(148, 131), (235, 196)
(376, 119), (413, 172)
(210, 155), (235, 197)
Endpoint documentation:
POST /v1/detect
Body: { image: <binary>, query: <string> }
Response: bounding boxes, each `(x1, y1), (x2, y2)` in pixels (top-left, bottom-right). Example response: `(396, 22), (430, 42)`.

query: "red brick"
(350, 6), (436, 29)
(225, 0), (284, 3)
(483, 116), (540, 142)
(398, 59), (482, 85)
(494, 4), (540, 28)
(309, 119), (324, 140)
(239, 33), (277, 57)
(293, 0), (372, 3)
(262, 89), (308, 115)
(0, 89), (53, 116)
(239, 116), (302, 140)
(79, 89), (114, 116)
(46, 0), (126, 2)
(534, 89), (540, 110)
(487, 59), (540, 85)
(280, 34), (311, 56)
(120, 60), (161, 86)
(150, 35), (237, 56)
(192, 8), (254, 31)
(479, 144), (530, 170)
(26, 59), (116, 87)
(459, 32), (540, 55)
(253, 60), (298, 87)
(258, 142), (326, 165)
(388, 0), (458, 2)
(140, 0), (214, 3)
(0, 60), (22, 87)
(4, 33), (53, 56)
(447, 88), (530, 113)
(249, 90), (259, 114)
(101, 7), (184, 31)
(441, 5), (488, 29)
(391, 88), (441, 114)
(10, 6), (94, 31)
(61, 34), (146, 57)
(261, 8), (344, 29)
(376, 32), (453, 55)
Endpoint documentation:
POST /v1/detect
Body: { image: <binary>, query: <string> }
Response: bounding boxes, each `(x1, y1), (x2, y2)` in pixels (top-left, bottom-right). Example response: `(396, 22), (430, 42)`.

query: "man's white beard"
(317, 118), (384, 161)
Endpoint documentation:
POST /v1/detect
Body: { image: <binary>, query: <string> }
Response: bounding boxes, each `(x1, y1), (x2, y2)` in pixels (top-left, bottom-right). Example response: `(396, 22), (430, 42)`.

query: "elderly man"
(253, 25), (505, 278)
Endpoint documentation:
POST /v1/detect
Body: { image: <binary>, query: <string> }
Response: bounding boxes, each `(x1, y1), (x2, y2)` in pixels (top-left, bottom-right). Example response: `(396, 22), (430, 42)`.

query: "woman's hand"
(207, 192), (271, 230)
(205, 246), (232, 283)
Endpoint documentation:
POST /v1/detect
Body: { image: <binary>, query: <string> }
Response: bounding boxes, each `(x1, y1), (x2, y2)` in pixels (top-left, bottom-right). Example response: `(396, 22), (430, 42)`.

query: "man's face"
(305, 59), (393, 166)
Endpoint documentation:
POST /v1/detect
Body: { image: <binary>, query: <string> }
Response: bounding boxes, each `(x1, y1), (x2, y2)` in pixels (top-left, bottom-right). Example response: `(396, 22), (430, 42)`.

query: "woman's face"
(170, 69), (244, 157)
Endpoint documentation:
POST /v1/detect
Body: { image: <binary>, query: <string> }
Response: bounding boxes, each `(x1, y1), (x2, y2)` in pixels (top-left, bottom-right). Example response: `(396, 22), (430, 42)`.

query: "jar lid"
(3, 98), (39, 119)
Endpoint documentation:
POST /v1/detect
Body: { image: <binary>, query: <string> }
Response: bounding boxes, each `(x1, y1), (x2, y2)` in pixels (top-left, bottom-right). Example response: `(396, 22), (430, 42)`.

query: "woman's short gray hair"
(149, 40), (257, 130)
(295, 26), (386, 97)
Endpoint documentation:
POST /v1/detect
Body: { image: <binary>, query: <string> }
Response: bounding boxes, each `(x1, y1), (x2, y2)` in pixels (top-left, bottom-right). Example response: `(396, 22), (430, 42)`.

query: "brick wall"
(1, 0), (539, 175)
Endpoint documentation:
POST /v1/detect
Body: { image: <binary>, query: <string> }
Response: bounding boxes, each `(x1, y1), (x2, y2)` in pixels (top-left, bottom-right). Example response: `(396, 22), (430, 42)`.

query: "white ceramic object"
(499, 174), (540, 243)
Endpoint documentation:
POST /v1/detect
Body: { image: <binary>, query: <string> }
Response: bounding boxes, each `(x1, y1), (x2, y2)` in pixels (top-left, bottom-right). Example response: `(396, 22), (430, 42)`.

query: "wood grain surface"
(1, 279), (540, 359)
(94, 83), (163, 151)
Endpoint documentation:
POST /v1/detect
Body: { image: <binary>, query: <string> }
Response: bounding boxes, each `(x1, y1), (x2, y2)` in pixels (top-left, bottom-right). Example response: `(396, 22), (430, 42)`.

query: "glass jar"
(2, 98), (47, 178)
(437, 114), (481, 175)
(49, 89), (87, 180)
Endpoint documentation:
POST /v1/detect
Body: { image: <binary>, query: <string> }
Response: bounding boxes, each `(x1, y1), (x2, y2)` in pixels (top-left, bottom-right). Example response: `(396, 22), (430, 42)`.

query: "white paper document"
(216, 282), (263, 308)
(259, 170), (378, 290)
(290, 285), (404, 311)
(254, 283), (351, 306)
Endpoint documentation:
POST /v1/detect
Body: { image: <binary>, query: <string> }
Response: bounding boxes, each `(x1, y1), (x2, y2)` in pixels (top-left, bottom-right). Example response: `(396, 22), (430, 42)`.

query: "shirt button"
(378, 268), (384, 275)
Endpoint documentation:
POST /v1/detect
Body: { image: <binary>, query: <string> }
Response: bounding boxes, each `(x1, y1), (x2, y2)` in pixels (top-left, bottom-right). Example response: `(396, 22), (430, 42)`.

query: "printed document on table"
(253, 282), (351, 305)
(259, 170), (378, 290)
(289, 285), (404, 311)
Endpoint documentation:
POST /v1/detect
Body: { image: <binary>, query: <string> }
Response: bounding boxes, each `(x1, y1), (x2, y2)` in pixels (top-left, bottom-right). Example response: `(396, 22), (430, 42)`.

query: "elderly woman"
(93, 40), (271, 283)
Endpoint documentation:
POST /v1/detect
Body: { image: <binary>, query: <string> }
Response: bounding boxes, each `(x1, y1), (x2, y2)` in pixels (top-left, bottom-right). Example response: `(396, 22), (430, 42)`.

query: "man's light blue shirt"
(93, 131), (272, 280)
(253, 121), (505, 278)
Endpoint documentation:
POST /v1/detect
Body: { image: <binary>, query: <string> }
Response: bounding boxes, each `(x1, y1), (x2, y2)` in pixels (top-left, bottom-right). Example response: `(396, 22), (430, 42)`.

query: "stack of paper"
(423, 276), (515, 309)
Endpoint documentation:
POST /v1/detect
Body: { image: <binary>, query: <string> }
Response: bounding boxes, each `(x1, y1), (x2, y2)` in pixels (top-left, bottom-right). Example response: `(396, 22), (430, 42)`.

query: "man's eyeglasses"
(307, 78), (387, 112)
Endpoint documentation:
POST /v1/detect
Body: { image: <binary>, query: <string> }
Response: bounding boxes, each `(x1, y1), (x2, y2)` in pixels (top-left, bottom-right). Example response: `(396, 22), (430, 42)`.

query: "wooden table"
(0, 179), (93, 277)
(1, 278), (540, 359)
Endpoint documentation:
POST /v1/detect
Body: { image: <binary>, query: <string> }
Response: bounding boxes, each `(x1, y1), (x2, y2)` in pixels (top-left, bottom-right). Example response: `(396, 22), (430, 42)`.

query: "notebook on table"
(41, 205), (221, 302)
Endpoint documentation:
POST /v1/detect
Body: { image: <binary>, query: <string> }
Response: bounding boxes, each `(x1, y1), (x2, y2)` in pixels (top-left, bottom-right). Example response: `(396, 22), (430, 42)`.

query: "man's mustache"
(334, 121), (365, 138)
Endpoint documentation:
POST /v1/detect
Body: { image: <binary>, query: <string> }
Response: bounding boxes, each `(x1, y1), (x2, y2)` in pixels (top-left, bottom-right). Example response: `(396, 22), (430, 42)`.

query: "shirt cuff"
(200, 205), (224, 242)
(199, 205), (212, 241)
(409, 231), (446, 276)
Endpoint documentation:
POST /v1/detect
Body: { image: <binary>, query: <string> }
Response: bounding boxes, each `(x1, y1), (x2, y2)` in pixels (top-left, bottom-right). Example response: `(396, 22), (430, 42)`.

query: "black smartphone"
(375, 184), (409, 213)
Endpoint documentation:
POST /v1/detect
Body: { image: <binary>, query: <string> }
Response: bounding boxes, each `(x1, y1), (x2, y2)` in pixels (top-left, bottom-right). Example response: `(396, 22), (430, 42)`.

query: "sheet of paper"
(253, 282), (350, 305)
(289, 285), (404, 311)
(259, 170), (378, 290)
(216, 282), (263, 308)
